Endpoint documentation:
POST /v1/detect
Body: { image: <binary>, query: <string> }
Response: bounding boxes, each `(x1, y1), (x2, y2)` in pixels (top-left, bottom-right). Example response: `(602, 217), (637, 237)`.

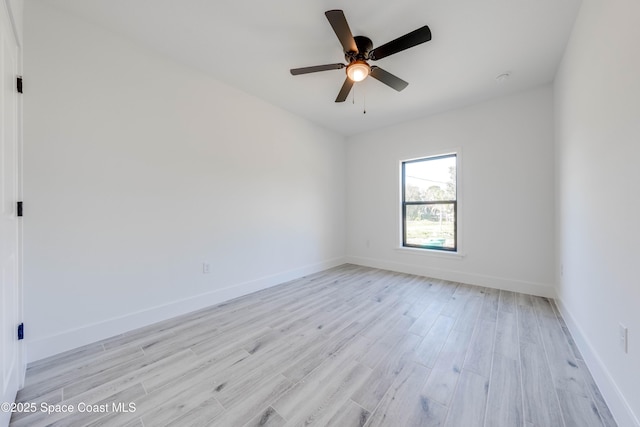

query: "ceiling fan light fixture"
(346, 61), (370, 82)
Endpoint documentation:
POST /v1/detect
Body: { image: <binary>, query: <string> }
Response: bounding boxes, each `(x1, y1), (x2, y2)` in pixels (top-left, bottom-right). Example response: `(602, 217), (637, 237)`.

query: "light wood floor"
(11, 265), (616, 427)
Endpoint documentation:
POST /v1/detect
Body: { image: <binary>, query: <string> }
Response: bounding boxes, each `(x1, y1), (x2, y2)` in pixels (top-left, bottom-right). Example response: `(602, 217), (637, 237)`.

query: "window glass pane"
(404, 156), (456, 202)
(405, 203), (455, 249)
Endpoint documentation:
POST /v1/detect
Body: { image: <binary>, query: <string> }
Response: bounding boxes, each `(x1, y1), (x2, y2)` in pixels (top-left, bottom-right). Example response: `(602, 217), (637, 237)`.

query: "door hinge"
(17, 201), (23, 217)
(18, 323), (24, 340)
(17, 76), (23, 94)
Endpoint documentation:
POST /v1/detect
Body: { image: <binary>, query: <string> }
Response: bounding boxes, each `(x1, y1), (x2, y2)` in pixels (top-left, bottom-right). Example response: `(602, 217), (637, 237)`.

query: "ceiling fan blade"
(369, 26), (432, 60)
(335, 77), (354, 102)
(290, 63), (345, 75)
(325, 10), (358, 53)
(370, 66), (409, 92)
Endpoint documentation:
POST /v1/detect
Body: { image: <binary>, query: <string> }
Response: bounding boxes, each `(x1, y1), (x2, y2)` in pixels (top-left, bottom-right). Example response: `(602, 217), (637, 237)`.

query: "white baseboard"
(26, 257), (347, 363)
(346, 255), (556, 298)
(555, 298), (639, 427)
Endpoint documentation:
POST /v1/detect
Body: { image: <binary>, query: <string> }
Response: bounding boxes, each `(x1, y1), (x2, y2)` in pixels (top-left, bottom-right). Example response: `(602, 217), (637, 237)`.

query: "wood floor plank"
(162, 398), (224, 427)
(268, 294), (343, 330)
(325, 400), (369, 427)
(403, 301), (428, 323)
(498, 290), (516, 313)
(556, 389), (604, 427)
(9, 388), (63, 423)
(353, 336), (395, 369)
(312, 302), (367, 336)
(484, 353), (523, 427)
(532, 296), (557, 318)
(463, 319), (496, 377)
(359, 307), (407, 342)
(140, 377), (223, 427)
(554, 310), (584, 361)
(408, 299), (446, 336)
(520, 341), (565, 427)
(516, 292), (535, 307)
(11, 381), (147, 427)
(479, 288), (500, 321)
(219, 366), (293, 408)
(453, 296), (483, 332)
(414, 315), (456, 368)
(366, 362), (446, 427)
(440, 291), (469, 318)
(210, 331), (327, 395)
(101, 326), (176, 352)
(23, 343), (140, 389)
(48, 383), (146, 427)
(444, 370), (489, 427)
(24, 341), (105, 378)
(142, 349), (250, 393)
(422, 328), (474, 405)
(374, 315), (415, 347)
(11, 265), (612, 427)
(189, 324), (273, 357)
(494, 310), (519, 361)
(62, 345), (198, 399)
(536, 312), (589, 397)
(98, 348), (237, 427)
(576, 359), (618, 427)
(242, 406), (286, 427)
(272, 359), (371, 426)
(433, 279), (458, 302)
(350, 333), (421, 411)
(279, 331), (356, 383)
(211, 374), (292, 426)
(19, 345), (145, 402)
(517, 304), (541, 345)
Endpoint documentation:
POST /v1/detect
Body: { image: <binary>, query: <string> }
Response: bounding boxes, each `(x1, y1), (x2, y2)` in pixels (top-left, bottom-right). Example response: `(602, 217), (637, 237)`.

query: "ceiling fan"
(290, 10), (432, 102)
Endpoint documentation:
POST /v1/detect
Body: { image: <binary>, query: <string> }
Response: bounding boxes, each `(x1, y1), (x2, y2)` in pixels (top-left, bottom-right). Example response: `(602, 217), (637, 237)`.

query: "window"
(402, 153), (457, 251)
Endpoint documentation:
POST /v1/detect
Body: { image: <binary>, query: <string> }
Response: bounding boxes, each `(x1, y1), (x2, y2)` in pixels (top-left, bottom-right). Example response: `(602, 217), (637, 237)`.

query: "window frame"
(401, 153), (459, 252)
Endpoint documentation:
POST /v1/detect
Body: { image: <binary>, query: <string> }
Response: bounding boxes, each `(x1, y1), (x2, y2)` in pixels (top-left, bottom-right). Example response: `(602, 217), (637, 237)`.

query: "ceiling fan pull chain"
(363, 84), (367, 114)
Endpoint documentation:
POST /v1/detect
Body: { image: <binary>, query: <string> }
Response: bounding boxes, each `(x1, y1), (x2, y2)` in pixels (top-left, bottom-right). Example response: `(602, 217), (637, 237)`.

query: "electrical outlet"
(203, 262), (211, 274)
(619, 324), (628, 353)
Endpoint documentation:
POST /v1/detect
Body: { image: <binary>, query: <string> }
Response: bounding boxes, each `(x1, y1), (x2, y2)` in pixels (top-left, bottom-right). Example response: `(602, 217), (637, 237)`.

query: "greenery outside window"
(402, 153), (457, 251)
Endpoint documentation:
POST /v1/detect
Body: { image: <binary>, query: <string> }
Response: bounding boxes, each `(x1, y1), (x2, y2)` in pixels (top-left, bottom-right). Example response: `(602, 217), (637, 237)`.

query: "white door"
(1, 0), (23, 425)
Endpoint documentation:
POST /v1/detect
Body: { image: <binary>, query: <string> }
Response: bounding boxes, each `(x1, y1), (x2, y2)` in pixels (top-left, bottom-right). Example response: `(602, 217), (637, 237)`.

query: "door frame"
(1, 1), (25, 425)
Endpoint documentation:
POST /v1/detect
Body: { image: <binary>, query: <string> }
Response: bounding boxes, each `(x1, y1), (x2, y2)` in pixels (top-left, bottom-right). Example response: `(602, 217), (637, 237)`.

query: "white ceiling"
(48, 0), (582, 136)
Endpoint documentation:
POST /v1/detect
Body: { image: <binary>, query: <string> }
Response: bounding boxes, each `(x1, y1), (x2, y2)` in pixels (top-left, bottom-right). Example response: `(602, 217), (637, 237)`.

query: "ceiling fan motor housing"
(346, 36), (374, 62)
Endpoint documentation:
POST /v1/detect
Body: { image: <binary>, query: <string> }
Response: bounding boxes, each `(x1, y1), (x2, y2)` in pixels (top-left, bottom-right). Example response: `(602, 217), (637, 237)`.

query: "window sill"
(395, 246), (466, 260)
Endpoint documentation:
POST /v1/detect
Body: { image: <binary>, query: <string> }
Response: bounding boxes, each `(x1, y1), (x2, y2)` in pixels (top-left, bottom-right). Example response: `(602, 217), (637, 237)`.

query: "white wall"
(23, 1), (346, 362)
(346, 86), (556, 297)
(6, 0), (22, 46)
(555, 0), (640, 425)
